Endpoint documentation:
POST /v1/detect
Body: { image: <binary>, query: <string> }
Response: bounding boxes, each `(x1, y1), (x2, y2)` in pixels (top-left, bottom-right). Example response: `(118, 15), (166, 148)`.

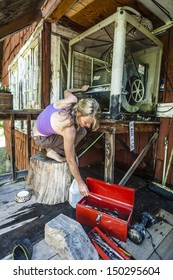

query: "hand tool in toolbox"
(88, 227), (135, 260)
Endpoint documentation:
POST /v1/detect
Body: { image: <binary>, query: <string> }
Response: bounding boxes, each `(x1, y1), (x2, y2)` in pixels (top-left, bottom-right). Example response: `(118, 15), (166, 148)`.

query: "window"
(9, 39), (41, 132)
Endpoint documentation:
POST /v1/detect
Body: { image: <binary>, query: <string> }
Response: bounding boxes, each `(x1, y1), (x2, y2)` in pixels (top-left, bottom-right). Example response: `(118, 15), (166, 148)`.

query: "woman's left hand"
(81, 85), (89, 92)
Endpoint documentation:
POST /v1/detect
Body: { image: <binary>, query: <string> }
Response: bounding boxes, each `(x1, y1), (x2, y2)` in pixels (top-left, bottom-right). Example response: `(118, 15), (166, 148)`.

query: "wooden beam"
(99, 120), (160, 134)
(41, 0), (62, 19)
(0, 110), (41, 120)
(119, 131), (159, 186)
(45, 0), (78, 22)
(58, 16), (86, 33)
(0, 170), (28, 185)
(0, 11), (42, 42)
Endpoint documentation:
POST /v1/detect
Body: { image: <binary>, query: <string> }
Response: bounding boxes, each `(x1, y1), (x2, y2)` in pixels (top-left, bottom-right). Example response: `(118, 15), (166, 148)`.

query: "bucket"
(69, 179), (83, 208)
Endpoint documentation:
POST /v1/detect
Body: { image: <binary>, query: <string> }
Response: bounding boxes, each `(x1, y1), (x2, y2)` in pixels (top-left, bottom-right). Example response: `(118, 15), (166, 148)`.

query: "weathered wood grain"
(119, 209), (173, 260)
(0, 181), (37, 235)
(26, 152), (72, 205)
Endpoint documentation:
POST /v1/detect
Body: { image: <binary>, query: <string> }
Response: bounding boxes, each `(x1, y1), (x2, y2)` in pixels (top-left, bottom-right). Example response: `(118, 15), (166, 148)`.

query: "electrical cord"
(146, 229), (162, 260)
(151, 0), (173, 22)
(157, 106), (173, 113)
(160, 217), (173, 227)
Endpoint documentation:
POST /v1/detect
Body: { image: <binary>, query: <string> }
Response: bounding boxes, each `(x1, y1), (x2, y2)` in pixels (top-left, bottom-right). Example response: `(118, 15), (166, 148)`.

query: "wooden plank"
(3, 240), (62, 260)
(46, 0), (78, 22)
(0, 110), (41, 120)
(99, 120), (160, 134)
(0, 11), (41, 41)
(66, 0), (95, 17)
(32, 240), (62, 260)
(148, 229), (173, 260)
(0, 181), (37, 235)
(41, 0), (62, 18)
(0, 170), (28, 185)
(119, 209), (173, 260)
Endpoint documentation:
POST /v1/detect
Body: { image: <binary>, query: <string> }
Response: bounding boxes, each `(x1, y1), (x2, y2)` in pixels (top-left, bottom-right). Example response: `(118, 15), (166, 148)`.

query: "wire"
(146, 229), (162, 260)
(161, 217), (173, 227)
(157, 106), (173, 113)
(151, 0), (173, 22)
(78, 132), (104, 158)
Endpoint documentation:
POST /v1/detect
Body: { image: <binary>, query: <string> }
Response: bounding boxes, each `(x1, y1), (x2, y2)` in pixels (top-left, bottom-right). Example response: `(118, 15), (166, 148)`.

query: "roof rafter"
(0, 10), (42, 42)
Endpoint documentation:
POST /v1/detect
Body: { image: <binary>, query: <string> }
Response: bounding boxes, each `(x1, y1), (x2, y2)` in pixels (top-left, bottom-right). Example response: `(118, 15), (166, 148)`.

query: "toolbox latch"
(96, 213), (102, 224)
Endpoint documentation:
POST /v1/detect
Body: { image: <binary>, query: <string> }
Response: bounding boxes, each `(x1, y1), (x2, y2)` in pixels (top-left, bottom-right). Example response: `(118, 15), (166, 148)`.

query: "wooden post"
(27, 114), (31, 167)
(104, 128), (116, 183)
(26, 152), (72, 205)
(10, 114), (16, 181)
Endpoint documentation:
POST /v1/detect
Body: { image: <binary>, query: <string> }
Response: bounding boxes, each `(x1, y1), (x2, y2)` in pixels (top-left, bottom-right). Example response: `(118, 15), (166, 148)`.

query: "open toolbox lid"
(86, 177), (135, 209)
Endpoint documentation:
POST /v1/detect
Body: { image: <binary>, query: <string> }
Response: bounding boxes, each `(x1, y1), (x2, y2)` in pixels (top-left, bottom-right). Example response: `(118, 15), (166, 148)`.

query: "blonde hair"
(73, 98), (101, 131)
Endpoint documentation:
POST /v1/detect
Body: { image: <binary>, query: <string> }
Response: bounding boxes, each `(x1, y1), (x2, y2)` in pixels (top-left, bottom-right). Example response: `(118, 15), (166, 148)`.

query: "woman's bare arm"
(62, 126), (89, 196)
(64, 85), (89, 100)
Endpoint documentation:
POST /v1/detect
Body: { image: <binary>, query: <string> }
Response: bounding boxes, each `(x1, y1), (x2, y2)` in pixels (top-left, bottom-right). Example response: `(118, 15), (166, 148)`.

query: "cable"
(157, 106), (173, 113)
(78, 132), (104, 158)
(160, 217), (173, 227)
(146, 229), (162, 260)
(151, 0), (173, 22)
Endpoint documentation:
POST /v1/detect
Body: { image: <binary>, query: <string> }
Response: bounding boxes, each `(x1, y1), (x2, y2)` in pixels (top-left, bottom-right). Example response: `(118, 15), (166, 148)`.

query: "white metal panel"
(138, 0), (173, 24)
(157, 103), (173, 117)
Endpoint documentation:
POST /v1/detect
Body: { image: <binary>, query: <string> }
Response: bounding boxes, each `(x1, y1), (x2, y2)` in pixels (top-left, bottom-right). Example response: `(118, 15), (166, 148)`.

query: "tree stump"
(26, 152), (72, 205)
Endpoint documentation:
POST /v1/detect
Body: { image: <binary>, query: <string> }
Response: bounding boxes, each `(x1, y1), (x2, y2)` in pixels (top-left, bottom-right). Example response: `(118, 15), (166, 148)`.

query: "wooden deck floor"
(1, 170), (173, 260)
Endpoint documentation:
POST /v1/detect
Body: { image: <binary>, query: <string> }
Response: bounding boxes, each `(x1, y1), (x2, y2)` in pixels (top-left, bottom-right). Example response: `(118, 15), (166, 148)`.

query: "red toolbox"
(88, 227), (135, 260)
(76, 177), (135, 241)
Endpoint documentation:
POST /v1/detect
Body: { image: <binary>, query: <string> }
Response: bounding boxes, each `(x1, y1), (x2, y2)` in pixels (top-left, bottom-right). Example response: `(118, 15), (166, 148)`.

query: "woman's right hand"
(78, 182), (89, 196)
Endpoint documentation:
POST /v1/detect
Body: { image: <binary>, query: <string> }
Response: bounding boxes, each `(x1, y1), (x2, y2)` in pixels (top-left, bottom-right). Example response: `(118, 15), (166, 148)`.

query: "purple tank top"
(36, 104), (71, 136)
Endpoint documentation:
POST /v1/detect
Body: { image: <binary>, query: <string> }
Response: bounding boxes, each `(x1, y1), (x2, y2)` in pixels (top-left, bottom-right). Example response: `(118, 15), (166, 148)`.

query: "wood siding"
(154, 29), (173, 187)
(3, 121), (40, 170)
(1, 23), (37, 86)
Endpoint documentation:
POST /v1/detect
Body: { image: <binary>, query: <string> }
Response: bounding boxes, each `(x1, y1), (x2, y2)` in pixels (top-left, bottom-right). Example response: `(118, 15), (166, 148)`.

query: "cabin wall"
(154, 29), (173, 187)
(1, 23), (38, 86)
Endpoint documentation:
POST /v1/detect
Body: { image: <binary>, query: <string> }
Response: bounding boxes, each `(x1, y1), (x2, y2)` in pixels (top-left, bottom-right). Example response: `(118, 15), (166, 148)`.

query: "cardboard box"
(76, 177), (135, 241)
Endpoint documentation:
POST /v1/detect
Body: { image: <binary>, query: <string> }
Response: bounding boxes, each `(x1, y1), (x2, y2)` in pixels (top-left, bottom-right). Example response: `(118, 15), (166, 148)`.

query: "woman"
(33, 85), (101, 196)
